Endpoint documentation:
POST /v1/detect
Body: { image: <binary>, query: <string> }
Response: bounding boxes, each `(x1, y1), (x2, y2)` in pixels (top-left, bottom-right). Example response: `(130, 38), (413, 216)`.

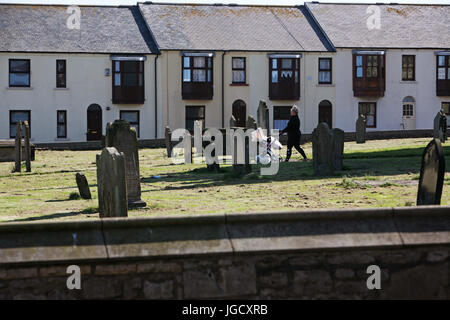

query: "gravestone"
(257, 100), (269, 131)
(417, 139), (445, 205)
(312, 123), (334, 176)
(14, 121), (22, 173)
(106, 120), (146, 208)
(439, 110), (447, 143)
(332, 128), (345, 171)
(246, 115), (257, 130)
(75, 172), (92, 200)
(194, 120), (203, 162)
(165, 126), (173, 158)
(433, 112), (441, 141)
(356, 114), (366, 144)
(24, 121), (31, 172)
(232, 135), (246, 176)
(229, 115), (237, 128)
(96, 147), (128, 217)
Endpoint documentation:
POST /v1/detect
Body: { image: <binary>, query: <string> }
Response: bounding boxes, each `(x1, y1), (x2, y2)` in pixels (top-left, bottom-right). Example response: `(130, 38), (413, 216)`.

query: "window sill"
(54, 87), (69, 90)
(7, 87), (33, 90)
(229, 83), (249, 86)
(316, 83), (335, 87)
(400, 81), (417, 84)
(55, 138), (70, 141)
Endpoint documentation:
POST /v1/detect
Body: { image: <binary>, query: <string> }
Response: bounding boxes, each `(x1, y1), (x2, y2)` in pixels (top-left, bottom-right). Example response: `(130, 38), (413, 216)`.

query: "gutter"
(222, 51), (227, 128)
(154, 55), (158, 138)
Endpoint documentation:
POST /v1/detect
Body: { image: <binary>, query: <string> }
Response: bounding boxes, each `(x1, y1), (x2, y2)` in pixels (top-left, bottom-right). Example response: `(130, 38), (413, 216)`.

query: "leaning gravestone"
(417, 139), (445, 205)
(257, 100), (270, 131)
(356, 114), (366, 144)
(24, 121), (31, 172)
(14, 121), (22, 173)
(312, 123), (334, 176)
(332, 128), (345, 171)
(76, 172), (92, 200)
(96, 147), (128, 217)
(165, 126), (173, 158)
(106, 120), (146, 208)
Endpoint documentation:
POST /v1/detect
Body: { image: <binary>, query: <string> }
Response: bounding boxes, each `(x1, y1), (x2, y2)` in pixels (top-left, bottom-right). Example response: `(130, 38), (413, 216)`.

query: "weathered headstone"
(229, 115), (237, 128)
(312, 123), (334, 176)
(96, 147), (128, 217)
(417, 139), (445, 205)
(165, 126), (173, 158)
(14, 121), (22, 173)
(257, 100), (270, 130)
(24, 121), (31, 172)
(356, 114), (366, 144)
(106, 120), (146, 208)
(194, 120), (203, 162)
(332, 128), (345, 171)
(439, 110), (447, 143)
(246, 115), (257, 130)
(76, 172), (92, 200)
(232, 135), (246, 176)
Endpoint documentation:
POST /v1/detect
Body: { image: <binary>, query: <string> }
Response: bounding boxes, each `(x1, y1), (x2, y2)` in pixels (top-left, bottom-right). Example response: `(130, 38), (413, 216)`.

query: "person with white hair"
(280, 105), (308, 162)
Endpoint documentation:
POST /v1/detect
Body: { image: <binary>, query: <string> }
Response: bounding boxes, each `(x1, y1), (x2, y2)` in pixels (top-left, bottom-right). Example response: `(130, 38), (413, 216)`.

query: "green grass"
(0, 137), (449, 222)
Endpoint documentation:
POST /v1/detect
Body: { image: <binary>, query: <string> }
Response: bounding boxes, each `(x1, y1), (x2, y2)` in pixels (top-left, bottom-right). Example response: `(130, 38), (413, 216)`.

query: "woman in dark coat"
(281, 105), (308, 162)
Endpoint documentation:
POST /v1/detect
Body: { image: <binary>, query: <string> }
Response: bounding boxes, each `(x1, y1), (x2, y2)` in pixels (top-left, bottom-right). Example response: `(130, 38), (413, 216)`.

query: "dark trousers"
(286, 137), (307, 161)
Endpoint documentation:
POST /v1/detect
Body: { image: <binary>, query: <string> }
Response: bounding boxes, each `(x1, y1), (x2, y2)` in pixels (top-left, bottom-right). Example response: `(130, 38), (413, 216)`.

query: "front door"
(232, 100), (246, 127)
(319, 103), (332, 129)
(87, 104), (102, 141)
(402, 103), (416, 130)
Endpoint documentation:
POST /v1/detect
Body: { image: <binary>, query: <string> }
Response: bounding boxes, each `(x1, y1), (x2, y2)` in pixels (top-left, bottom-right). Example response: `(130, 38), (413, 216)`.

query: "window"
(318, 58), (332, 84)
(56, 60), (66, 88)
(185, 106), (205, 133)
(120, 111), (140, 137)
(403, 104), (414, 116)
(10, 110), (30, 138)
(9, 59), (30, 87)
(437, 56), (450, 80)
(112, 60), (145, 104)
(402, 55), (415, 81)
(353, 53), (385, 97)
(232, 57), (246, 84)
(273, 106), (291, 131)
(182, 56), (213, 100)
(358, 102), (376, 128)
(442, 102), (450, 115)
(269, 57), (300, 100)
(57, 110), (67, 138)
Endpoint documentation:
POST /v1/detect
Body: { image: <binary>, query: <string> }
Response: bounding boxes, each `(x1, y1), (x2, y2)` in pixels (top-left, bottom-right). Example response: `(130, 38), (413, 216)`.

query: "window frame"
(112, 60), (145, 104)
(318, 57), (332, 84)
(9, 110), (31, 138)
(269, 57), (300, 100)
(402, 55), (415, 81)
(437, 55), (450, 80)
(120, 110), (140, 138)
(231, 57), (246, 84)
(9, 59), (30, 88)
(182, 56), (213, 84)
(185, 106), (205, 134)
(56, 60), (67, 88)
(358, 102), (377, 128)
(56, 110), (67, 138)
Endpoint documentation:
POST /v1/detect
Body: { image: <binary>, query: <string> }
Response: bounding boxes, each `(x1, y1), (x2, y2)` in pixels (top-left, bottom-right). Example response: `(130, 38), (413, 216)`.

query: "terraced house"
(0, 2), (449, 144)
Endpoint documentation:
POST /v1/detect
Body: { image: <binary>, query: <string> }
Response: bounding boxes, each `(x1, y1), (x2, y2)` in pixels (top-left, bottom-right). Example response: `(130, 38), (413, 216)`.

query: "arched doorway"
(402, 96), (416, 130)
(318, 100), (332, 129)
(87, 104), (102, 141)
(232, 100), (246, 128)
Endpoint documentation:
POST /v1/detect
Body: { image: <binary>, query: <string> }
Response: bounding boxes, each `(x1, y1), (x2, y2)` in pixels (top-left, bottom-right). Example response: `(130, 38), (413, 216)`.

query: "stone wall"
(0, 206), (449, 299)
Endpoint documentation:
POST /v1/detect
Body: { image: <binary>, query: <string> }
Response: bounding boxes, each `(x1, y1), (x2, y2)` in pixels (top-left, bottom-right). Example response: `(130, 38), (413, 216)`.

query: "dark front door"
(232, 100), (246, 127)
(318, 101), (332, 129)
(87, 104), (102, 141)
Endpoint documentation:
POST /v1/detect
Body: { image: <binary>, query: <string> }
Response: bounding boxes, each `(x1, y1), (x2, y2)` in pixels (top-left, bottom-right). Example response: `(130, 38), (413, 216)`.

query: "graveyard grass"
(0, 137), (449, 222)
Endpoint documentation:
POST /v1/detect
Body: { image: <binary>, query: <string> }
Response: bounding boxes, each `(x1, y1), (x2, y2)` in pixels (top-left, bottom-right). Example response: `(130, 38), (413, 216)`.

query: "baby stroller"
(252, 128), (283, 164)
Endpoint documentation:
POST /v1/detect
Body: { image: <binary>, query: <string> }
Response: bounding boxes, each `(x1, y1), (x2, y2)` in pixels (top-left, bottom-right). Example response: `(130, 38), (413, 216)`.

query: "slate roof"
(0, 4), (158, 53)
(306, 2), (450, 49)
(138, 3), (332, 52)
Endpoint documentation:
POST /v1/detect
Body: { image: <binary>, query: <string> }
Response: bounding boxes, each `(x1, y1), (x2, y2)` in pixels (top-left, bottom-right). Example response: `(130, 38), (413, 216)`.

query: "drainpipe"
(154, 55), (159, 139)
(222, 51), (226, 128)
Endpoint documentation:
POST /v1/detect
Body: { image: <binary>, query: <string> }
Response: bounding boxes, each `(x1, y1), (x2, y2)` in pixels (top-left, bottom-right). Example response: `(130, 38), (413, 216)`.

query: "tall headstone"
(194, 120), (203, 161)
(232, 135), (245, 176)
(106, 120), (146, 208)
(417, 139), (445, 205)
(257, 100), (270, 131)
(76, 172), (92, 200)
(96, 147), (128, 217)
(332, 128), (345, 171)
(24, 121), (31, 172)
(14, 121), (22, 173)
(246, 116), (257, 130)
(229, 115), (237, 128)
(433, 112), (441, 140)
(356, 114), (366, 144)
(165, 126), (173, 158)
(312, 123), (334, 176)
(439, 110), (447, 143)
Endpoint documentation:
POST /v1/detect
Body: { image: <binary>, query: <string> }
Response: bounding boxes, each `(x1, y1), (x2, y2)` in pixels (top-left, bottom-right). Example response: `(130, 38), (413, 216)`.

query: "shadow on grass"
(345, 145), (450, 159)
